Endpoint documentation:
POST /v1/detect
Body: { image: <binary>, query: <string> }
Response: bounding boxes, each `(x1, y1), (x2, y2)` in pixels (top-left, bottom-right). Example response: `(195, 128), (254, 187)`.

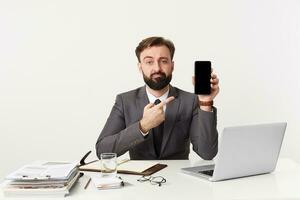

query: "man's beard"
(143, 72), (172, 90)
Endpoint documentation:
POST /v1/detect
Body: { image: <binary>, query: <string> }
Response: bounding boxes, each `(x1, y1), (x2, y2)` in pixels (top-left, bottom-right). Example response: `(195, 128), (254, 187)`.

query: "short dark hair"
(135, 36), (175, 62)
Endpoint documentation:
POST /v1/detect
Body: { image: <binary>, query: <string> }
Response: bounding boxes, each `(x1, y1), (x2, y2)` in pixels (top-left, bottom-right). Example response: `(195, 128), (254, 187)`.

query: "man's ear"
(171, 61), (174, 72)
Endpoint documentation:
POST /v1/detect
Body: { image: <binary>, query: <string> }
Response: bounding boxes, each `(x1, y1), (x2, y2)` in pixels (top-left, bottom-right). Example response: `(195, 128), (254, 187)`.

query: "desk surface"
(1, 158), (300, 200)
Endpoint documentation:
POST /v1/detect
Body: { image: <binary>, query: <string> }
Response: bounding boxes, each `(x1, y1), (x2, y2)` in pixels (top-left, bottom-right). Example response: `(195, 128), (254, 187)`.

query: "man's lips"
(152, 74), (163, 79)
(152, 74), (161, 78)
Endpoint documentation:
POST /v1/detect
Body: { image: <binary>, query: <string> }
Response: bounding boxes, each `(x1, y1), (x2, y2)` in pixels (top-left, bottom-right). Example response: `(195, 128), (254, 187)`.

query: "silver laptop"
(181, 122), (287, 181)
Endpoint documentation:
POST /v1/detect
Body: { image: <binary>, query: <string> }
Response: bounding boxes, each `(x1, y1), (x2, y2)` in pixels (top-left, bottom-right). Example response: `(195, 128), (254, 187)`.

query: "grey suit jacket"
(96, 85), (218, 160)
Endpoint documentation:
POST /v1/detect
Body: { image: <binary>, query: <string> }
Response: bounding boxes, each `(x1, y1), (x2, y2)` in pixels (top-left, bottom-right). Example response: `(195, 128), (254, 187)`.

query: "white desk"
(1, 158), (300, 200)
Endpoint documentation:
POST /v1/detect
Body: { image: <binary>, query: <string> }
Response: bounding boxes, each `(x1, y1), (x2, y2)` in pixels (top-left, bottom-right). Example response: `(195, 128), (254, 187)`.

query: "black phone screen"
(194, 61), (211, 95)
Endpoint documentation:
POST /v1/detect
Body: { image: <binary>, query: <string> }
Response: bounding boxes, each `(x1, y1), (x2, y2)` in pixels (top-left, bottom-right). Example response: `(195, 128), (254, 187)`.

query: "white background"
(0, 0), (299, 180)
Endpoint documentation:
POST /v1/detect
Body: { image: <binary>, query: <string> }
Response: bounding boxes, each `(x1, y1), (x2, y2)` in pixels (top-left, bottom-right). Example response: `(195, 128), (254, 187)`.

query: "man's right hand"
(139, 96), (175, 133)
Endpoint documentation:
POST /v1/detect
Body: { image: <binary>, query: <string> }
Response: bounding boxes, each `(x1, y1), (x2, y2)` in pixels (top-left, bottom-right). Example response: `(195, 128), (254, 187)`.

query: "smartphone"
(194, 61), (211, 95)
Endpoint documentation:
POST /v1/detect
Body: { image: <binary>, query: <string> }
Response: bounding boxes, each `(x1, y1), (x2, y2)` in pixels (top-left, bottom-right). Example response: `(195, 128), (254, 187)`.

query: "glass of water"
(100, 153), (117, 178)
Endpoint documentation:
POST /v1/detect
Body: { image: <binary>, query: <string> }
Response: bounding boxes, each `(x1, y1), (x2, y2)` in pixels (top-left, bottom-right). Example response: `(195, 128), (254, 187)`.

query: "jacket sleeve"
(95, 95), (146, 159)
(189, 96), (218, 160)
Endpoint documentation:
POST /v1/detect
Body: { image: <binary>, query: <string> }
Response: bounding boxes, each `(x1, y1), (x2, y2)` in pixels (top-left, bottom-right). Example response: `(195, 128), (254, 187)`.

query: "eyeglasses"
(137, 175), (166, 186)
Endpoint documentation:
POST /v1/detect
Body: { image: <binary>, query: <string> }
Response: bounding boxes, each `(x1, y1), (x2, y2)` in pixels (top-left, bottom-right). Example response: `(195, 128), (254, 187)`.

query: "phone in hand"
(194, 61), (212, 95)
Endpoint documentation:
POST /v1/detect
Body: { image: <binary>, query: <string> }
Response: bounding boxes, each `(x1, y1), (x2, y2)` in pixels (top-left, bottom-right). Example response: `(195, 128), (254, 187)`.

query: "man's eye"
(146, 61), (154, 65)
(161, 60), (168, 64)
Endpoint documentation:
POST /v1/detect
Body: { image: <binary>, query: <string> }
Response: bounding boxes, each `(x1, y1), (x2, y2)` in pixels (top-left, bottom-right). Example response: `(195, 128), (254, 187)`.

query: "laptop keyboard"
(198, 170), (214, 176)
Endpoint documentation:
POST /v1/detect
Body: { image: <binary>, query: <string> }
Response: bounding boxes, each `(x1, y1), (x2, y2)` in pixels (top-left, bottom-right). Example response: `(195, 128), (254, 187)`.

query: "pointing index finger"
(157, 96), (175, 108)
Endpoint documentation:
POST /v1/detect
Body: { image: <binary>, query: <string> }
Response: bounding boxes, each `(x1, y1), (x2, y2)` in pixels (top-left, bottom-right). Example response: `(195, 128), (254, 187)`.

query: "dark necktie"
(153, 99), (164, 157)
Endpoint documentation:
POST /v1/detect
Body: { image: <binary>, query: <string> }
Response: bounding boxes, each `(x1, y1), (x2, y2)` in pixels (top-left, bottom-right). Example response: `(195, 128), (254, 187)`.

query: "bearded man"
(96, 36), (220, 160)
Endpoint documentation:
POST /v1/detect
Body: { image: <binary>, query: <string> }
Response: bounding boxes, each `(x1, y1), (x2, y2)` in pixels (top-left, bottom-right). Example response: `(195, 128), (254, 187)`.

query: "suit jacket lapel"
(160, 85), (179, 157)
(136, 86), (149, 120)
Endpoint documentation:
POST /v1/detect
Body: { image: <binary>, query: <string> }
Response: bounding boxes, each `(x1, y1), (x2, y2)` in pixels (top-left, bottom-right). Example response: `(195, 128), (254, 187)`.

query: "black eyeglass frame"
(137, 175), (166, 186)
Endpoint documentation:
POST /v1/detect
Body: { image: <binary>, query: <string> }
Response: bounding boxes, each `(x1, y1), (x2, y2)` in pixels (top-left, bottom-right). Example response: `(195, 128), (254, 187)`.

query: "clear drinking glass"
(100, 153), (117, 178)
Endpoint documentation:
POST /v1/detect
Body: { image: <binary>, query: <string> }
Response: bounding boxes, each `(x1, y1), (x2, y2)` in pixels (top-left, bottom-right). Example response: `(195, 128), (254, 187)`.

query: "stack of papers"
(92, 176), (124, 190)
(2, 161), (80, 197)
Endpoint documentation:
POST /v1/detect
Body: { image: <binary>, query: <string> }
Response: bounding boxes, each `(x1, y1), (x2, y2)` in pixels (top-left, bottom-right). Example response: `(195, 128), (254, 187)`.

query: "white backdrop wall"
(0, 0), (299, 180)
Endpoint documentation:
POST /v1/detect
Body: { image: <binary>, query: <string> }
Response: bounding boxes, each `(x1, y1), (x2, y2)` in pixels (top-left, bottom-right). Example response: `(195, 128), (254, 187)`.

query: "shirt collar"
(145, 86), (170, 104)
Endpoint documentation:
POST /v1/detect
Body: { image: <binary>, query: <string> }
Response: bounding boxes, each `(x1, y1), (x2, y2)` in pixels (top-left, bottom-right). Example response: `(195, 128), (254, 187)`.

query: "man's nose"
(153, 61), (161, 72)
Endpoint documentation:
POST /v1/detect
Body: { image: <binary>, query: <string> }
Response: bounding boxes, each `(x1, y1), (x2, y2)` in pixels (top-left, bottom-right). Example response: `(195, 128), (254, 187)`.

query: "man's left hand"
(192, 72), (220, 110)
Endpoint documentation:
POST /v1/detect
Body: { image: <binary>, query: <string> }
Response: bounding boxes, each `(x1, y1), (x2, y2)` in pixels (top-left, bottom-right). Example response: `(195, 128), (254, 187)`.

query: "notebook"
(79, 160), (167, 176)
(91, 176), (124, 190)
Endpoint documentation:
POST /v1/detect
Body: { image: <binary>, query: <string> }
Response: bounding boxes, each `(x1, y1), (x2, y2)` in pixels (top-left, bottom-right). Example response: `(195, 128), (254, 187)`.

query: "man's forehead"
(140, 45), (171, 59)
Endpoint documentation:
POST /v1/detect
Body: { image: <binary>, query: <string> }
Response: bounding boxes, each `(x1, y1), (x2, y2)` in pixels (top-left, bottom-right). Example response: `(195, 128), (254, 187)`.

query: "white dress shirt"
(146, 87), (169, 112)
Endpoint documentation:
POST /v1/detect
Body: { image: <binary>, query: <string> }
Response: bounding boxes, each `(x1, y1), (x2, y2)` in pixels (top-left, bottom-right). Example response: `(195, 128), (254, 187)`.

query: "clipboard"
(79, 151), (167, 176)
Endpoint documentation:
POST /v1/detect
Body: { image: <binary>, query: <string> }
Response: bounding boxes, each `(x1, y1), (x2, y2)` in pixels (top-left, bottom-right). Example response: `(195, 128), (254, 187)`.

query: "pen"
(84, 177), (91, 189)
